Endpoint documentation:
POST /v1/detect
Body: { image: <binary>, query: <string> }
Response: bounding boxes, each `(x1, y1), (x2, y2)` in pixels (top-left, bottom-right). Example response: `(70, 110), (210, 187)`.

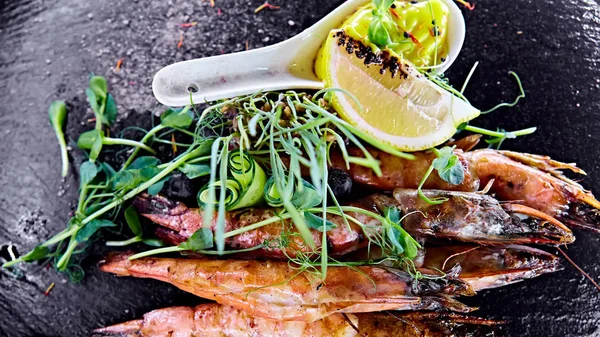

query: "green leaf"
(383, 207), (420, 259)
(90, 134), (103, 161)
(160, 108), (194, 128)
(48, 101), (67, 129)
(368, 18), (391, 48)
(140, 166), (161, 180)
(113, 170), (139, 190)
(401, 233), (418, 259)
(291, 180), (322, 209)
(437, 156), (464, 185)
(77, 129), (104, 149)
(89, 76), (108, 101)
(148, 176), (169, 196)
(130, 156), (160, 170)
(20, 245), (51, 262)
(179, 163), (211, 179)
(142, 238), (165, 247)
(103, 93), (118, 126)
(75, 219), (117, 242)
(303, 211), (336, 232)
(386, 226), (405, 255)
(385, 207), (401, 224)
(124, 205), (142, 237)
(382, 0), (395, 8)
(85, 88), (99, 114)
(79, 160), (98, 187)
(178, 228), (214, 251)
(432, 147), (453, 170)
(101, 162), (117, 178)
(432, 146), (464, 185)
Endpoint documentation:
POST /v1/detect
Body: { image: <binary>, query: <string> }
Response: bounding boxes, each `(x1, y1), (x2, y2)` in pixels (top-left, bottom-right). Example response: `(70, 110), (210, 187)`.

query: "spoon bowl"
(152, 0), (466, 107)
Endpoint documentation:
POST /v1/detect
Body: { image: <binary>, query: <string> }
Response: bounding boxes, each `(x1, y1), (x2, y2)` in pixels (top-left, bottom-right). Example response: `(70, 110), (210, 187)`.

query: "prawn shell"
(100, 254), (475, 322)
(93, 304), (499, 337)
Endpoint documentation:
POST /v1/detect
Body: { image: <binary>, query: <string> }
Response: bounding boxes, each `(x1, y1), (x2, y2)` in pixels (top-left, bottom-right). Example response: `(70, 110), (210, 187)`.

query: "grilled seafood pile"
(96, 137), (600, 336)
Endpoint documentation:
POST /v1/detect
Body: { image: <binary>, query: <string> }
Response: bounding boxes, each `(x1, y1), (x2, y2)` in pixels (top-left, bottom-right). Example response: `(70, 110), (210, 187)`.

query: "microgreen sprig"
(3, 83), (211, 275)
(48, 100), (69, 177)
(460, 124), (537, 149)
(417, 146), (464, 204)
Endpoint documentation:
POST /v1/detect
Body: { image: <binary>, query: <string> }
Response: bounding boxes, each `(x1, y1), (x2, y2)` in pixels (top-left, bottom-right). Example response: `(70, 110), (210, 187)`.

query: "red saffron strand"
(114, 58), (124, 72)
(177, 34), (184, 49)
(254, 2), (280, 13)
(171, 134), (178, 154)
(455, 0), (475, 11)
(44, 282), (55, 296)
(178, 22), (198, 28)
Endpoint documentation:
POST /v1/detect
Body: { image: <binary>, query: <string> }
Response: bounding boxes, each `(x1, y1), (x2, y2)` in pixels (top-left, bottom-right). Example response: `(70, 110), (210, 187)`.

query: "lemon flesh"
(316, 30), (479, 152)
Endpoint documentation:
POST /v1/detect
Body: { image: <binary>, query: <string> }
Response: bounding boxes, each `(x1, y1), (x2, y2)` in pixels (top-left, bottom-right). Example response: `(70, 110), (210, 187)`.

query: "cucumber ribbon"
(198, 150), (267, 210)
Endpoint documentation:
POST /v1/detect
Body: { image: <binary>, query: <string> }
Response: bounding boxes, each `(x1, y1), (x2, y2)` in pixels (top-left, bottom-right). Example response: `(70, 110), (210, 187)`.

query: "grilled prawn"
(134, 190), (572, 259)
(329, 137), (600, 231)
(94, 304), (499, 337)
(100, 253), (474, 322)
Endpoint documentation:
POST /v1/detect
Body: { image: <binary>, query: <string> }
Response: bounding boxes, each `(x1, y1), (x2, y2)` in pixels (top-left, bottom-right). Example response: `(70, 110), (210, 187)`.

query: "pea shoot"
(48, 100), (69, 177)
(1, 80), (212, 278)
(417, 146), (464, 204)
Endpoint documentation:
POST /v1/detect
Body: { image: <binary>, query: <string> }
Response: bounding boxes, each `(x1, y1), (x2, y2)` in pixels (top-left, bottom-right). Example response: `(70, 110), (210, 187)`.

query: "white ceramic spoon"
(152, 0), (466, 107)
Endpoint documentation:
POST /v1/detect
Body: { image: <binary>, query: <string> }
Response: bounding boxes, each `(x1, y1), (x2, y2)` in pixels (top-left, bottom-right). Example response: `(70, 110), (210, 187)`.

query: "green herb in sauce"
(342, 0), (450, 68)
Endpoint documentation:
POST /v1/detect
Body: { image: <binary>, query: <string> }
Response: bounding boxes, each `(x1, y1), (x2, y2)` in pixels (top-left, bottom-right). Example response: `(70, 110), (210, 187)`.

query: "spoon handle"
(152, 39), (324, 107)
(153, 0), (371, 107)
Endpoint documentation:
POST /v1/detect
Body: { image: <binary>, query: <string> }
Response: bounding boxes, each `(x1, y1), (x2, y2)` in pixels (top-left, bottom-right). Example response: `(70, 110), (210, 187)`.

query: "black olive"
(162, 172), (196, 200)
(328, 169), (352, 198)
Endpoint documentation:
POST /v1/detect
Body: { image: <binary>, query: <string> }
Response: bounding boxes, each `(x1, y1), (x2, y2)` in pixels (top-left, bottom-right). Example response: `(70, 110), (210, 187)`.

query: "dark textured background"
(1, 0), (599, 336)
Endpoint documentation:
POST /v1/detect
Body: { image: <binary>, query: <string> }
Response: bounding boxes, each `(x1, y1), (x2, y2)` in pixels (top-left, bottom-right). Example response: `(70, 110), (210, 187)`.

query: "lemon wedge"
(316, 30), (479, 151)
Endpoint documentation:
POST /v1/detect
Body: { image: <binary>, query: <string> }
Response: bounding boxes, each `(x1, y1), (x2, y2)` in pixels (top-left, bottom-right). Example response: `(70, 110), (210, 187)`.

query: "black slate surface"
(1, 0), (600, 336)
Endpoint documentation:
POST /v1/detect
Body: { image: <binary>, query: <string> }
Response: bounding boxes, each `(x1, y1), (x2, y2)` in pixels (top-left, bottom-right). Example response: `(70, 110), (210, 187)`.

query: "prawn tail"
(133, 193), (204, 237)
(92, 319), (143, 336)
(99, 252), (134, 277)
(447, 134), (482, 152)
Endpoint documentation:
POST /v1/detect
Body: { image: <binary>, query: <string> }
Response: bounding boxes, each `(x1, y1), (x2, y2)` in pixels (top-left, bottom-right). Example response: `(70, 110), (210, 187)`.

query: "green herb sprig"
(417, 146), (464, 204)
(2, 83), (212, 275)
(368, 0), (396, 48)
(48, 101), (69, 177)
